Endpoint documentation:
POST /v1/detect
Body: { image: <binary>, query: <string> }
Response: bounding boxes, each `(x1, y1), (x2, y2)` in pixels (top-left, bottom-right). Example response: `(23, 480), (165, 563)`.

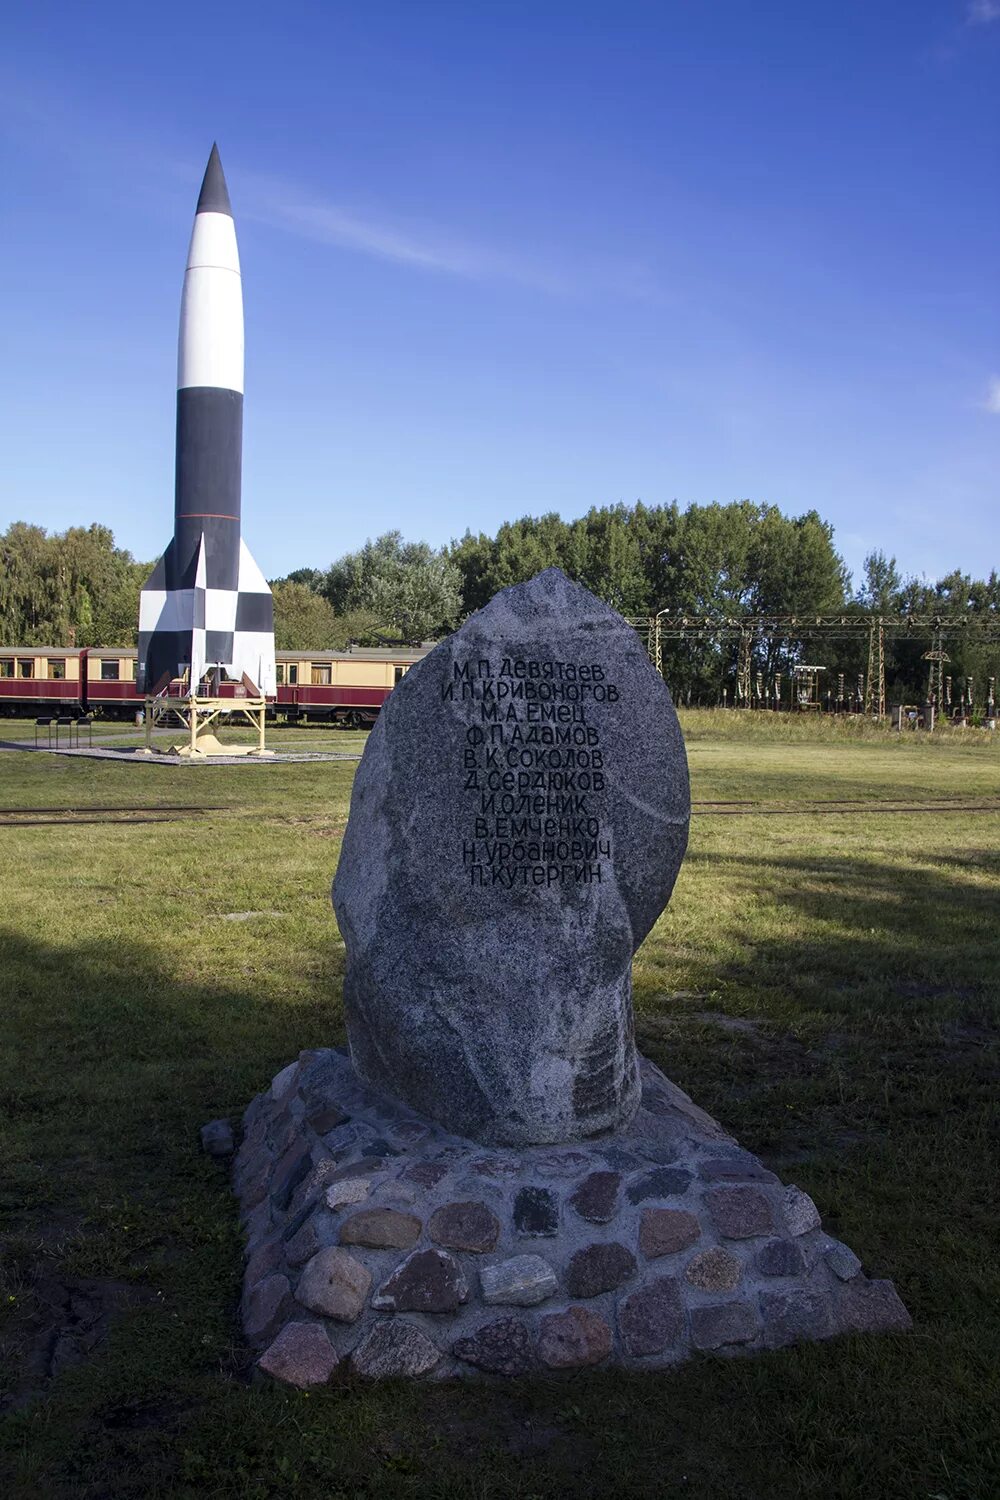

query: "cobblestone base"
(231, 1049), (911, 1386)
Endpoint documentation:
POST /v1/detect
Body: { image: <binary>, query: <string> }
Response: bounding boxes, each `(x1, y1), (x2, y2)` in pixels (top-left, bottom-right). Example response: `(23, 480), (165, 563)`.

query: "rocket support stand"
(141, 695), (272, 757)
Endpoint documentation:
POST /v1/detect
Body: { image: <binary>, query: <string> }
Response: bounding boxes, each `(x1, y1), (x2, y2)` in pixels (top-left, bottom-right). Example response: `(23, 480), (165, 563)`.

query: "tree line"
(2, 504), (997, 703)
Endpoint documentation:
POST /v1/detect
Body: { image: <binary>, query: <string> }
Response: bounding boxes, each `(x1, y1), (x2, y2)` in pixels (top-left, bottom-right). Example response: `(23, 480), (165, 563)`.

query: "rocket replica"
(138, 145), (276, 698)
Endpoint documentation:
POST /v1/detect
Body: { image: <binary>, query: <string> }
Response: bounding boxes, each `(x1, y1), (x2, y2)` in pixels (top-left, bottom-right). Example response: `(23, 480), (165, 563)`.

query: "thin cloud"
(243, 179), (571, 294)
(240, 175), (659, 302)
(984, 375), (1000, 414)
(967, 1), (1000, 23)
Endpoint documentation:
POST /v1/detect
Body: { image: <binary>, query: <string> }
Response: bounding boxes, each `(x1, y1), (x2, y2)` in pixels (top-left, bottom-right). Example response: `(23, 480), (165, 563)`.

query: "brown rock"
(638, 1208), (700, 1259)
(705, 1186), (775, 1239)
(685, 1247), (742, 1293)
(569, 1171), (621, 1224)
(538, 1306), (613, 1368)
(565, 1241), (637, 1298)
(453, 1317), (536, 1375)
(403, 1160), (449, 1188)
(428, 1200), (501, 1253)
(258, 1320), (339, 1387)
(374, 1249), (469, 1313)
(295, 1247), (371, 1322)
(339, 1208), (422, 1250)
(618, 1277), (684, 1356)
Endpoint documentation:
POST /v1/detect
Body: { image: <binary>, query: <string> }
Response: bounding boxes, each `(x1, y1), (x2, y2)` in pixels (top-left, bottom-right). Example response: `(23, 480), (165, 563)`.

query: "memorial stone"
(229, 569), (913, 1386)
(333, 568), (690, 1145)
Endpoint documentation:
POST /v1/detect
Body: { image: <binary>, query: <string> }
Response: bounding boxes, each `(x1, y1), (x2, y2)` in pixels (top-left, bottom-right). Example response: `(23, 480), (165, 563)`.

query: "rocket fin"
(136, 534), (210, 697)
(227, 539), (276, 696)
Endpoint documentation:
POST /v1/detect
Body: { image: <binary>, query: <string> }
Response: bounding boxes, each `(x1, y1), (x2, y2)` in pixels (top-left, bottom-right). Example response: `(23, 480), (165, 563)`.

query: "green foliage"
(0, 522), (151, 648)
(269, 581), (339, 650)
(323, 530), (463, 643)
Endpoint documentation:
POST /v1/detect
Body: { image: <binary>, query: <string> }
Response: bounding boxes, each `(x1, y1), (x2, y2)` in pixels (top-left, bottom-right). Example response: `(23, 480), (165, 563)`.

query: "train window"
(17, 659), (34, 679)
(101, 660), (120, 681)
(49, 660), (66, 680)
(394, 666), (405, 684)
(288, 664), (298, 685)
(275, 663), (285, 686)
(0, 659), (13, 678)
(311, 663), (331, 685)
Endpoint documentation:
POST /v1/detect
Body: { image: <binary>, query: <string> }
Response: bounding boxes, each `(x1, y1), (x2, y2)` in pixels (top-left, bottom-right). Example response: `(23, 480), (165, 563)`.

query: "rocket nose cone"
(196, 143), (233, 217)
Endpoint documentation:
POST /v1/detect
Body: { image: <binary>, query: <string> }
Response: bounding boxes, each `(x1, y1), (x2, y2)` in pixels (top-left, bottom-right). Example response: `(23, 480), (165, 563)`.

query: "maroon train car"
(0, 648), (83, 714)
(0, 645), (429, 722)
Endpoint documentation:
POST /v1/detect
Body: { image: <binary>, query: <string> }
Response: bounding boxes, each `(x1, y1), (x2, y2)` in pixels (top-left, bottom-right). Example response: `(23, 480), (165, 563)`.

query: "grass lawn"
(0, 711), (998, 1498)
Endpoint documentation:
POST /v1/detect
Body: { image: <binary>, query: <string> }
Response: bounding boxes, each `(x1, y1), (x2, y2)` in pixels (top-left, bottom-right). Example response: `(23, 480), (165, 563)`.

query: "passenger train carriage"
(0, 646), (428, 722)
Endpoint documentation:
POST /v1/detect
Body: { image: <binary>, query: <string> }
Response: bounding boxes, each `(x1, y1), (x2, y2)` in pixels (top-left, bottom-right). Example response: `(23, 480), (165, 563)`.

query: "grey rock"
(690, 1301), (759, 1350)
(684, 1247), (742, 1292)
(295, 1247), (372, 1323)
(453, 1317), (536, 1375)
(339, 1208), (422, 1250)
(244, 1234), (283, 1288)
(625, 1167), (692, 1204)
(618, 1277), (684, 1356)
(325, 1176), (372, 1210)
(513, 1186), (559, 1236)
(635, 1139), (686, 1166)
(374, 1249), (469, 1314)
(351, 1320), (441, 1378)
(835, 1277), (912, 1333)
(242, 1273), (292, 1346)
(756, 1238), (807, 1278)
(569, 1171), (621, 1223)
(538, 1305), (612, 1368)
(270, 1142), (313, 1212)
(258, 1320), (339, 1387)
(565, 1241), (636, 1298)
(332, 569), (690, 1145)
(600, 1146), (646, 1171)
(783, 1185), (822, 1236)
(305, 1102), (349, 1135)
(638, 1208), (700, 1259)
(533, 1150), (591, 1178)
(480, 1255), (558, 1307)
(200, 1118), (235, 1157)
(324, 1156), (388, 1184)
(761, 1288), (835, 1348)
(385, 1120), (432, 1149)
(825, 1243), (863, 1282)
(706, 1186), (776, 1239)
(428, 1200), (501, 1253)
(285, 1210), (329, 1268)
(269, 1060), (300, 1102)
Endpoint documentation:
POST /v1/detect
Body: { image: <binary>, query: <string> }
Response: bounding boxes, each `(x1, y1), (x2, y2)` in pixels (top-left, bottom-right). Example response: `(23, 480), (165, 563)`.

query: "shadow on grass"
(1, 882), (999, 1497)
(670, 844), (999, 1022)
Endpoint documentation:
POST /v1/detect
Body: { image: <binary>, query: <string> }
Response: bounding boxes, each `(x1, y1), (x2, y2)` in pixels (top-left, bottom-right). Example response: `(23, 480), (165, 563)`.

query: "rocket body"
(138, 146), (275, 697)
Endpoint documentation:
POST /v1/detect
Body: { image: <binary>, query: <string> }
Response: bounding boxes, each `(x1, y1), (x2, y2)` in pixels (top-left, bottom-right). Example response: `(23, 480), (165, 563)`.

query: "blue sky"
(2, 0), (998, 589)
